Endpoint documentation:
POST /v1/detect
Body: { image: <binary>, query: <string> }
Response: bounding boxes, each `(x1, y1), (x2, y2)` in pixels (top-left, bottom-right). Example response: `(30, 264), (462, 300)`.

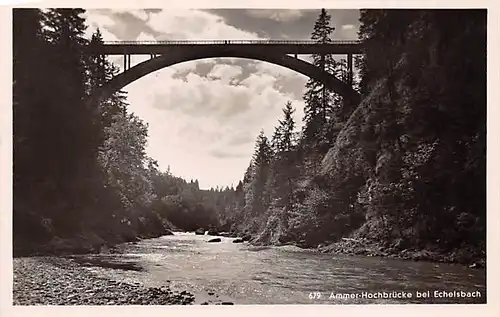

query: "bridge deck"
(92, 40), (363, 55)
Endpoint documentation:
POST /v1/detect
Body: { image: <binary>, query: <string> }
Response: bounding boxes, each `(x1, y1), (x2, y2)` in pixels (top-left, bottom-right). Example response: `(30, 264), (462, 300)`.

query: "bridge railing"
(102, 40), (362, 45)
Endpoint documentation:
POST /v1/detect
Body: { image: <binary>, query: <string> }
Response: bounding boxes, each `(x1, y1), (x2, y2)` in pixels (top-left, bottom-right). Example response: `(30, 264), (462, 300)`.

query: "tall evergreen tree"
(87, 28), (128, 145)
(13, 8), (45, 188)
(252, 130), (273, 170)
(13, 8), (54, 245)
(302, 9), (337, 146)
(274, 101), (296, 153)
(241, 131), (273, 231)
(268, 102), (300, 232)
(40, 9), (98, 192)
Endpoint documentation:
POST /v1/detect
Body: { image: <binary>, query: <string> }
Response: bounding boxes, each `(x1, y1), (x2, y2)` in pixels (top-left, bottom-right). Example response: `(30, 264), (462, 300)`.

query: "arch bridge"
(88, 40), (363, 105)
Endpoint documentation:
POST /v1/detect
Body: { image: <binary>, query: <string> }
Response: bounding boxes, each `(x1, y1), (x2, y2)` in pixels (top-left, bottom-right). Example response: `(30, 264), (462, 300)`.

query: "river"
(68, 232), (486, 305)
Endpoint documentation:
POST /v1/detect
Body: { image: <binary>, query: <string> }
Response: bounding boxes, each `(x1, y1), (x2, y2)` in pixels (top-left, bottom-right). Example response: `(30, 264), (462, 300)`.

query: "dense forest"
(13, 9), (486, 265)
(13, 8), (227, 255)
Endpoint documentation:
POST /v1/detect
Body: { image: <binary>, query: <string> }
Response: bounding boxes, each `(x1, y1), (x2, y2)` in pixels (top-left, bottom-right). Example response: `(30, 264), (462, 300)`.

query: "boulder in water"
(232, 238), (244, 244)
(208, 238), (221, 243)
(195, 229), (205, 235)
(207, 229), (219, 236)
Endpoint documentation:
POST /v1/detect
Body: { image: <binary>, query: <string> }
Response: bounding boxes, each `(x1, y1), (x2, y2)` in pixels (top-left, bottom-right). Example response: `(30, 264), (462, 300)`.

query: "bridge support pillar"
(124, 54), (131, 71)
(347, 53), (353, 86)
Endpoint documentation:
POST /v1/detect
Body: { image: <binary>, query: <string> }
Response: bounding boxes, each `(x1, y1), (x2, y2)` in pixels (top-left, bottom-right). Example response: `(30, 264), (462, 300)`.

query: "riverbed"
(42, 232), (486, 305)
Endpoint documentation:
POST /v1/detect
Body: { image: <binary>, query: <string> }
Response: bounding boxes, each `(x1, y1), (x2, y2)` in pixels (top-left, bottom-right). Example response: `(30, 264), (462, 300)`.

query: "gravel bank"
(13, 257), (229, 305)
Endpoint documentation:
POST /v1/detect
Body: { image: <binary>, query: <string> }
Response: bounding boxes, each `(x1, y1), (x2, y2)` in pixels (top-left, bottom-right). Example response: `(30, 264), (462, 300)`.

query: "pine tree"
(252, 130), (273, 170)
(13, 8), (54, 245)
(87, 28), (128, 146)
(302, 9), (337, 146)
(276, 101), (296, 153)
(36, 8), (109, 234)
(269, 102), (300, 229)
(41, 9), (97, 184)
(13, 8), (45, 187)
(241, 131), (273, 231)
(271, 126), (282, 154)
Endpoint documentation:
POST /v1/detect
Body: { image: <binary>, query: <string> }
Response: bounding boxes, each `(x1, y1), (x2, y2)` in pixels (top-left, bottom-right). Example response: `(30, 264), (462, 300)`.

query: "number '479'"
(309, 292), (322, 299)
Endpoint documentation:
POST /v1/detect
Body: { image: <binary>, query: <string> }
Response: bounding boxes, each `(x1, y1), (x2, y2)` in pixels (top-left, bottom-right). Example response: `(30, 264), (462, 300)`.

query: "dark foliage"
(215, 9), (486, 263)
(13, 9), (486, 265)
(13, 8), (221, 255)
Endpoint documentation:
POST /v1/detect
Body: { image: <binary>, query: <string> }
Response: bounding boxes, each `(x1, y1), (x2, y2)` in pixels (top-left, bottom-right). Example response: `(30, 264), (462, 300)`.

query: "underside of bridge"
(89, 43), (362, 107)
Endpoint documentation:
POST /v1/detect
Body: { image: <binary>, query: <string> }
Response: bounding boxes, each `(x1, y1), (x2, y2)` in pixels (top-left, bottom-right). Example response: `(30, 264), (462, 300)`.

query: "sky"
(83, 9), (361, 189)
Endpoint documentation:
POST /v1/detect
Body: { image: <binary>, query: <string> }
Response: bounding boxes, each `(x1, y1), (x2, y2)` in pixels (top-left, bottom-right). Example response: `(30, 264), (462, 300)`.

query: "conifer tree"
(302, 9), (337, 146)
(41, 9), (98, 188)
(13, 8), (53, 244)
(87, 29), (128, 145)
(267, 102), (300, 231)
(276, 101), (296, 153)
(13, 8), (45, 187)
(242, 131), (272, 229)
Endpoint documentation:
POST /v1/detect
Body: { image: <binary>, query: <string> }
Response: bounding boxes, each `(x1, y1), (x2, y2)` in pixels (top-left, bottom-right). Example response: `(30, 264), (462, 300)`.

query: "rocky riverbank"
(242, 231), (485, 268)
(13, 257), (231, 305)
(317, 238), (486, 268)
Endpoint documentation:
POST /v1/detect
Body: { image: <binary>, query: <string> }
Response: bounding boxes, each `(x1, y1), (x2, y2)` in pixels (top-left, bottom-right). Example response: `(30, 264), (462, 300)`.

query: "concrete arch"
(91, 47), (361, 105)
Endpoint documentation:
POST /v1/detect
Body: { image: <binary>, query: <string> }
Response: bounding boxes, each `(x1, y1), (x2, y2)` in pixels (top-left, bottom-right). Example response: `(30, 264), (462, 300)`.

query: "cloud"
(150, 71), (252, 120)
(121, 60), (305, 188)
(245, 9), (304, 22)
(339, 23), (359, 39)
(110, 9), (150, 21)
(226, 132), (255, 146)
(206, 9), (360, 41)
(136, 31), (157, 42)
(83, 9), (357, 188)
(146, 9), (262, 40)
(83, 10), (119, 40)
(207, 64), (243, 84)
(240, 73), (277, 94)
(342, 24), (355, 30)
(209, 149), (249, 159)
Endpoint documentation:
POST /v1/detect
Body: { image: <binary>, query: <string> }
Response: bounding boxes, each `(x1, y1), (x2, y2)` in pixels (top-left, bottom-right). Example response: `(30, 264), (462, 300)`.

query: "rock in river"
(232, 238), (244, 244)
(207, 238), (221, 243)
(206, 229), (219, 236)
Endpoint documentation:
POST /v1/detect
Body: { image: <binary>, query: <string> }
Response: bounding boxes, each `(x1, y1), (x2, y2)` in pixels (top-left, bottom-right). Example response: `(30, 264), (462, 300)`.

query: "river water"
(69, 232), (486, 305)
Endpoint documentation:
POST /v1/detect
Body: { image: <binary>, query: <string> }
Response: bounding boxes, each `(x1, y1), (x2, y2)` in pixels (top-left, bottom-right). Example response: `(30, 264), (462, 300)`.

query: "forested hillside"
(215, 9), (487, 264)
(13, 9), (486, 265)
(13, 9), (223, 255)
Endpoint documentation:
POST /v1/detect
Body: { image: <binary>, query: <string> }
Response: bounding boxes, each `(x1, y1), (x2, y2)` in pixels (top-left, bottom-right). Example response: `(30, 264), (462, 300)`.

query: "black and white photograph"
(8, 4), (495, 311)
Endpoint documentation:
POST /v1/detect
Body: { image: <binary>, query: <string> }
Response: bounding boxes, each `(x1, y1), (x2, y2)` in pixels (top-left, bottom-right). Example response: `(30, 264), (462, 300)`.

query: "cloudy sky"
(83, 9), (360, 189)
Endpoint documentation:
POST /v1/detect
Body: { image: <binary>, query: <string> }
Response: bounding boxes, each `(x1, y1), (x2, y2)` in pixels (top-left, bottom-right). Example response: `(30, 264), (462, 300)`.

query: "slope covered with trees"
(216, 9), (486, 265)
(13, 9), (223, 255)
